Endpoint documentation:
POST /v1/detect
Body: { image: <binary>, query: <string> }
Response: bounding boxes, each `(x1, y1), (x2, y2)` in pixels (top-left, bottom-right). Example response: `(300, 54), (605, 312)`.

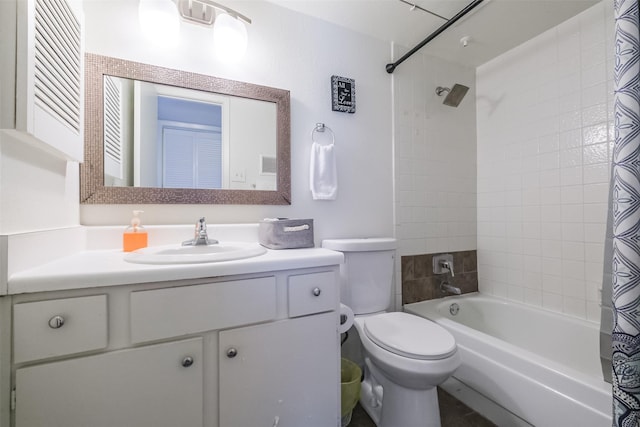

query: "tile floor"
(348, 388), (497, 427)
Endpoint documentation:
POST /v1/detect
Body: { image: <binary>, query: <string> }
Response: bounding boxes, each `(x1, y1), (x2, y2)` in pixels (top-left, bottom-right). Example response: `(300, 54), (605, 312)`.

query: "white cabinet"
(130, 276), (277, 343)
(10, 268), (340, 427)
(13, 295), (107, 363)
(288, 271), (337, 317)
(15, 337), (203, 427)
(219, 312), (339, 427)
(1, 0), (84, 161)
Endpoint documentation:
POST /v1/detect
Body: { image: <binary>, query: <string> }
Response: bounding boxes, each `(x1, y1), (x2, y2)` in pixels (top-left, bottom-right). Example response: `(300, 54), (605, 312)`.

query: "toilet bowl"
(322, 238), (460, 427)
(354, 312), (460, 427)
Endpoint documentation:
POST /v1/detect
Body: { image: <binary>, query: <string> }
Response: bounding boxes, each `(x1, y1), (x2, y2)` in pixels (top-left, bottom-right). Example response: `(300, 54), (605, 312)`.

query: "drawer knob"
(181, 356), (194, 368)
(48, 315), (65, 329)
(312, 287), (322, 297)
(226, 347), (238, 358)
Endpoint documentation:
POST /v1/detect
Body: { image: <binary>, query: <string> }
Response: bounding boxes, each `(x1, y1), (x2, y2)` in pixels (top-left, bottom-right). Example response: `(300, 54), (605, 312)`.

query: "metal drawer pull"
(226, 347), (238, 358)
(181, 356), (194, 367)
(312, 287), (322, 297)
(48, 315), (65, 329)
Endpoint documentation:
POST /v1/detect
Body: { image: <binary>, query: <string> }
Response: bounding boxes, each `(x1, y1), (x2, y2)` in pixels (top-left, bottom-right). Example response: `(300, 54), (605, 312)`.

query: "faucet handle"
(440, 260), (455, 277)
(197, 217), (207, 231)
(433, 254), (454, 276)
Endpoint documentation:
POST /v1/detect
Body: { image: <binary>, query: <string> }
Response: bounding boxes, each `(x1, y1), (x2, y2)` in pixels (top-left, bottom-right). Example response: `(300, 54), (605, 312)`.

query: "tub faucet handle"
(440, 260), (455, 277)
(433, 253), (455, 276)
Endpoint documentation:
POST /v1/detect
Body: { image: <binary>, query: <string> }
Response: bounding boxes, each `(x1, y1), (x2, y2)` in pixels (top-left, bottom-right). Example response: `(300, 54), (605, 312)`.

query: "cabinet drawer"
(130, 276), (277, 343)
(14, 295), (108, 363)
(288, 271), (337, 317)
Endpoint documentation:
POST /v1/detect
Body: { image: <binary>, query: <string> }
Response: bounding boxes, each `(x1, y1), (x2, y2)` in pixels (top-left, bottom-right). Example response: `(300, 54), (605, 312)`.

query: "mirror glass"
(81, 53), (291, 205)
(103, 76), (277, 191)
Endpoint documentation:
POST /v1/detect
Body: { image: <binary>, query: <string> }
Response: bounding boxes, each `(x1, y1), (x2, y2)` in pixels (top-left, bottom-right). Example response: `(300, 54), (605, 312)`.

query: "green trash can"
(341, 358), (362, 427)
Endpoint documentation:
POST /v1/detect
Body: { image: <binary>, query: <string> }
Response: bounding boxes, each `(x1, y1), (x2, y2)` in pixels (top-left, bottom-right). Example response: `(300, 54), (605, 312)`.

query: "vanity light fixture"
(177, 0), (251, 62)
(138, 0), (251, 61)
(138, 0), (181, 46)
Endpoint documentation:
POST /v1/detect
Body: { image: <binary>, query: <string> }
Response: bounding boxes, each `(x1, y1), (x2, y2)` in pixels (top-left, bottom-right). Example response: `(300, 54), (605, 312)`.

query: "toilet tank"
(322, 238), (396, 315)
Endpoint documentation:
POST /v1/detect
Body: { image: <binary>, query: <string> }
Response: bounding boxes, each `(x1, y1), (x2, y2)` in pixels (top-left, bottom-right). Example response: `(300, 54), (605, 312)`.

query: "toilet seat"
(363, 312), (456, 360)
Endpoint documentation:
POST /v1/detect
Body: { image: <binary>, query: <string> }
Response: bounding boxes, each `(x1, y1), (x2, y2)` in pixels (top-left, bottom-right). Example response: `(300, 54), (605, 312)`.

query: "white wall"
(227, 97), (277, 191)
(392, 46), (477, 308)
(0, 132), (80, 234)
(80, 0), (394, 244)
(476, 1), (614, 321)
(0, 0), (79, 234)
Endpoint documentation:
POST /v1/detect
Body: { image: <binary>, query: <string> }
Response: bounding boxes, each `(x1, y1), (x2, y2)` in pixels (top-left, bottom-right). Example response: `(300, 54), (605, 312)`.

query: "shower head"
(435, 84), (470, 107)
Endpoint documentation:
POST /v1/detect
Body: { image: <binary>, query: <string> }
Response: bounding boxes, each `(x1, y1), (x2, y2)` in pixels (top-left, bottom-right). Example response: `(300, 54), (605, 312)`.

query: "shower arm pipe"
(386, 0), (485, 74)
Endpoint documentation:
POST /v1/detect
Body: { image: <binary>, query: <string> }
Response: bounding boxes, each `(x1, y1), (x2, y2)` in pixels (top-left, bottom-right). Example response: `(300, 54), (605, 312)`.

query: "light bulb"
(213, 13), (248, 63)
(138, 0), (180, 46)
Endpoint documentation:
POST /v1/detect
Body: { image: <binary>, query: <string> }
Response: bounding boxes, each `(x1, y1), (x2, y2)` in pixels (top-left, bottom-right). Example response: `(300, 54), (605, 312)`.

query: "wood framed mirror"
(80, 53), (290, 204)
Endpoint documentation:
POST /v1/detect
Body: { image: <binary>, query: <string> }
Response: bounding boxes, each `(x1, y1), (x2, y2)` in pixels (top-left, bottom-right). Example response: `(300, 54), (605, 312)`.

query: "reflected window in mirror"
(157, 96), (223, 190)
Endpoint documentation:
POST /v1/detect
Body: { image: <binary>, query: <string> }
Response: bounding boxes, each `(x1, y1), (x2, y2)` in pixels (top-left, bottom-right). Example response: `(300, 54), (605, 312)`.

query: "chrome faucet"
(433, 254), (455, 277)
(434, 254), (460, 295)
(439, 260), (455, 277)
(440, 281), (462, 295)
(182, 217), (218, 246)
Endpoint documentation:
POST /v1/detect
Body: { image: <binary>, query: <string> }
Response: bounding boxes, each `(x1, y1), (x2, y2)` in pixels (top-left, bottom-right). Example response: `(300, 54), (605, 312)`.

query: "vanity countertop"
(8, 246), (343, 295)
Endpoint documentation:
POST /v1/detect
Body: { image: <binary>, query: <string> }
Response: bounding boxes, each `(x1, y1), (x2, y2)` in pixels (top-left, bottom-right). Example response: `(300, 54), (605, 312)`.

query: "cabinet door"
(15, 338), (203, 427)
(219, 312), (339, 427)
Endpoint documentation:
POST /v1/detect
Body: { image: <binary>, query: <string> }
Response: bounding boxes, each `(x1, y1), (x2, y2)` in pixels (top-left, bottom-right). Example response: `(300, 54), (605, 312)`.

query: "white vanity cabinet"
(219, 313), (337, 426)
(217, 270), (339, 427)
(15, 338), (204, 427)
(8, 267), (341, 427)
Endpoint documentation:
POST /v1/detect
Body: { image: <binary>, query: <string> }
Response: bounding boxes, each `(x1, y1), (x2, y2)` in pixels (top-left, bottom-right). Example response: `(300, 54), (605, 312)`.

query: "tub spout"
(441, 281), (461, 295)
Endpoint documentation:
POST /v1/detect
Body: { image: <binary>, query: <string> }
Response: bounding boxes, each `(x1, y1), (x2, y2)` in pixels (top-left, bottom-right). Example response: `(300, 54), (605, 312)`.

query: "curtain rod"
(386, 0), (485, 74)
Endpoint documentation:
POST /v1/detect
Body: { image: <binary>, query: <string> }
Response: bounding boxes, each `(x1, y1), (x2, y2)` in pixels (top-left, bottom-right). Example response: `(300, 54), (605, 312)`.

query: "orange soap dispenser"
(123, 210), (148, 252)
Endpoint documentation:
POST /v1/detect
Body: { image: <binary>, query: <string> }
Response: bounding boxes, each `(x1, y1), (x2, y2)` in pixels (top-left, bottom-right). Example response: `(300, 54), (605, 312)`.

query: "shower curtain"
(611, 0), (640, 425)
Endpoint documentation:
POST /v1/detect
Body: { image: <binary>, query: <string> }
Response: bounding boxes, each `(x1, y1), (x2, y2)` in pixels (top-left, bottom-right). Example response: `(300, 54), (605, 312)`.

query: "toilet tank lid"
(322, 238), (396, 252)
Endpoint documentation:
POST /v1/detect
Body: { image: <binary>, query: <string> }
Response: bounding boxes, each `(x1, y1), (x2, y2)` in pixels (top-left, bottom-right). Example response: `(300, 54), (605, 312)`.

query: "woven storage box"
(258, 219), (314, 249)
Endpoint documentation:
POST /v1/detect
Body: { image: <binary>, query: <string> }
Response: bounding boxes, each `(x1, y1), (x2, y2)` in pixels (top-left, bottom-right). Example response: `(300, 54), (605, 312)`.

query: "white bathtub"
(404, 293), (612, 427)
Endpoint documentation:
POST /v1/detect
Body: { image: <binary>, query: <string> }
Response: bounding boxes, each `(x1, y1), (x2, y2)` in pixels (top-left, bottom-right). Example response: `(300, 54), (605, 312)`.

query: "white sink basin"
(124, 242), (267, 264)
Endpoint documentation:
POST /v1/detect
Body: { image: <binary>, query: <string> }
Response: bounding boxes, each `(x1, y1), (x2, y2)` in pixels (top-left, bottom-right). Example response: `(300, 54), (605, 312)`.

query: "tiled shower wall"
(475, 2), (614, 321)
(392, 46), (477, 310)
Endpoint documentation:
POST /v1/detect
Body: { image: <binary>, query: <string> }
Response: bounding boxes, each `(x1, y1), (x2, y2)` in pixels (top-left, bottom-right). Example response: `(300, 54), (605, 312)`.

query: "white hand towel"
(310, 142), (337, 200)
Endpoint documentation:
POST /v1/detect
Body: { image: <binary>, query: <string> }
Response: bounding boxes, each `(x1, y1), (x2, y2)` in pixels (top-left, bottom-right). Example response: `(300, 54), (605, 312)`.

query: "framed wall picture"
(331, 75), (356, 113)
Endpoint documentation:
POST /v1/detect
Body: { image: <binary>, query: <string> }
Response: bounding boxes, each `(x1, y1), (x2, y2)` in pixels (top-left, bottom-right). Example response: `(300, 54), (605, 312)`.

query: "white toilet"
(322, 238), (460, 427)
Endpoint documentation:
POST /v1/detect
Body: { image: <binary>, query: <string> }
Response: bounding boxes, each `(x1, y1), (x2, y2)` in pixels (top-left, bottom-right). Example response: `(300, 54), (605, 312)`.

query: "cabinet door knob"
(226, 347), (238, 358)
(312, 287), (321, 297)
(48, 315), (65, 329)
(181, 356), (194, 367)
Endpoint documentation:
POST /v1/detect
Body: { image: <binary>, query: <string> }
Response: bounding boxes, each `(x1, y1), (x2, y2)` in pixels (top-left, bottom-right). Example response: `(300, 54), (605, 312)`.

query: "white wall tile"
(584, 163), (610, 184)
(587, 301), (602, 322)
(585, 242), (606, 262)
(563, 297), (587, 318)
(583, 124), (608, 146)
(476, 1), (611, 320)
(562, 222), (585, 242)
(584, 183), (609, 203)
(562, 204), (584, 222)
(543, 292), (564, 312)
(559, 129), (583, 149)
(524, 288), (543, 307)
(561, 186), (584, 204)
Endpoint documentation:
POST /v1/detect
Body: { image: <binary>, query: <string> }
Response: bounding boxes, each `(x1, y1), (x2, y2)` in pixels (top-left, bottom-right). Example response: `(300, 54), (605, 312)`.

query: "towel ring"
(311, 123), (335, 145)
